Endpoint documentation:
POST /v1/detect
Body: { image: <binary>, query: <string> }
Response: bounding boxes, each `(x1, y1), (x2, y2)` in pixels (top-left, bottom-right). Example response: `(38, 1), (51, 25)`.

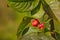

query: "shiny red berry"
(38, 23), (44, 29)
(32, 19), (40, 27)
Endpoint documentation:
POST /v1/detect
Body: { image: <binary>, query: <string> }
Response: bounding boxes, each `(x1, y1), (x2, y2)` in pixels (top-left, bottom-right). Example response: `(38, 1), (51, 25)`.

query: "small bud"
(38, 23), (44, 29)
(32, 19), (40, 27)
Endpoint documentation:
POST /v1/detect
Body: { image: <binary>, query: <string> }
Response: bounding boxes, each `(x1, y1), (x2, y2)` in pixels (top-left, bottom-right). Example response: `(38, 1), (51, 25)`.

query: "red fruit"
(38, 23), (44, 29)
(32, 19), (40, 27)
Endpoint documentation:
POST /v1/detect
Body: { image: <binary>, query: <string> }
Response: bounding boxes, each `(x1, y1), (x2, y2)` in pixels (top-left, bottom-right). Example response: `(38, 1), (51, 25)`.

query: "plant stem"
(49, 19), (57, 40)
(49, 19), (54, 31)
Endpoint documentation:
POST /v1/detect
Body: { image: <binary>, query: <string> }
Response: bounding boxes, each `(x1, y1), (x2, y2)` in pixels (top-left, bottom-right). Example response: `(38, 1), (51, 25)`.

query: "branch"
(49, 19), (57, 40)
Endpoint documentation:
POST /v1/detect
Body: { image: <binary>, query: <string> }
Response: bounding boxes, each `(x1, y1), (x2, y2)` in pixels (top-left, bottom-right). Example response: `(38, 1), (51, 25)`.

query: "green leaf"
(54, 20), (60, 33)
(45, 32), (55, 40)
(44, 0), (60, 22)
(8, 0), (39, 12)
(31, 0), (41, 15)
(25, 27), (40, 35)
(21, 32), (55, 40)
(22, 27), (29, 36)
(32, 4), (45, 18)
(41, 0), (59, 22)
(45, 18), (52, 23)
(56, 32), (60, 40)
(17, 16), (32, 39)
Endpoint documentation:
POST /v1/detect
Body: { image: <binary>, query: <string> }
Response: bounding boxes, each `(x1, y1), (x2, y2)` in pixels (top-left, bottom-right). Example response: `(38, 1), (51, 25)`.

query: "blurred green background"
(0, 0), (19, 40)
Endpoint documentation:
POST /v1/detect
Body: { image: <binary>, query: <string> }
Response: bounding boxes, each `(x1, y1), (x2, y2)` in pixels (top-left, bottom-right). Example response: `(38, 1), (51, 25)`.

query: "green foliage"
(8, 0), (39, 12)
(17, 16), (32, 39)
(22, 27), (29, 36)
(21, 32), (55, 40)
(7, 0), (60, 40)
